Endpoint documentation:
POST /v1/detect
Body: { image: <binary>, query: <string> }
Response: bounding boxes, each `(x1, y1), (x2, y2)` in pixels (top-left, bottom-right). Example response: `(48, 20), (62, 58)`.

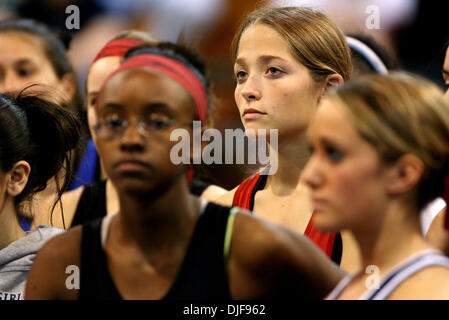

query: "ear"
(385, 154), (424, 196)
(6, 161), (31, 197)
(318, 74), (344, 104)
(59, 73), (77, 102)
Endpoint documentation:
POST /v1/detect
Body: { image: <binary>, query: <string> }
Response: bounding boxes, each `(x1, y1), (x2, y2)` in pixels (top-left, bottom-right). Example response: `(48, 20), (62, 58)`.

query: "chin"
(312, 211), (344, 233)
(113, 175), (156, 194)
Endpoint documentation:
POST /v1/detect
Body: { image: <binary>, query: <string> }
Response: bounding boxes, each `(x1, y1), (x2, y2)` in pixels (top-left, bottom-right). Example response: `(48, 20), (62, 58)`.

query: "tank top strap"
(100, 213), (117, 249)
(363, 249), (449, 300)
(80, 216), (121, 299)
(325, 273), (360, 300)
(232, 173), (262, 209)
(71, 179), (108, 227)
(328, 249), (449, 300)
(163, 201), (232, 299)
(232, 167), (270, 210)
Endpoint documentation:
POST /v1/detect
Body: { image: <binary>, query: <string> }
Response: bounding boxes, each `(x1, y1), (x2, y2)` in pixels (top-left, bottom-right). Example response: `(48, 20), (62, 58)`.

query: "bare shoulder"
(228, 210), (346, 299)
(231, 209), (300, 257)
(389, 265), (449, 300)
(200, 184), (228, 202)
(25, 226), (82, 300)
(213, 184), (239, 206)
(39, 225), (82, 258)
(232, 211), (344, 272)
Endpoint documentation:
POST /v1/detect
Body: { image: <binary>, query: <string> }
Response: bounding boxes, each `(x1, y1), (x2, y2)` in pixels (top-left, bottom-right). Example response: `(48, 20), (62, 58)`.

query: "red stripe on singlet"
(232, 172), (336, 259)
(232, 173), (261, 209)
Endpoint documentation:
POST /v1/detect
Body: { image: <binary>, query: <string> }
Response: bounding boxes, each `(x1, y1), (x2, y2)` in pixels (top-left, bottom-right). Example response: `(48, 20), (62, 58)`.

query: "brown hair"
(330, 72), (449, 209)
(107, 29), (160, 43)
(231, 6), (352, 83)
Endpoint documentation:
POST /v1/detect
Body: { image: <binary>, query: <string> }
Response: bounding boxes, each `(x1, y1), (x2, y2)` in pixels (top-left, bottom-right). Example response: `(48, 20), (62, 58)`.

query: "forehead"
(87, 56), (122, 93)
(309, 98), (361, 143)
(236, 23), (293, 61)
(0, 31), (47, 61)
(98, 68), (192, 113)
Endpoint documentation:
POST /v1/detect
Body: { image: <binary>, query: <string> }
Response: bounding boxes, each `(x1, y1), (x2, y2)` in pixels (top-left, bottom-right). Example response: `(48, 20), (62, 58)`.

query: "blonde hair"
(231, 6), (352, 82)
(108, 29), (159, 43)
(330, 72), (449, 209)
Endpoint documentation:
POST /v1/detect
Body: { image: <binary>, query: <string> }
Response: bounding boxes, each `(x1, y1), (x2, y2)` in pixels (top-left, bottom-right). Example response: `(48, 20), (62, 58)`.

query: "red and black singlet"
(232, 170), (343, 265)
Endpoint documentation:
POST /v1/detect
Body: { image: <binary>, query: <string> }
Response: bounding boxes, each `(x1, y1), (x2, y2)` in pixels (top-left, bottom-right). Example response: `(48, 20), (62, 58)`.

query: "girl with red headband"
(25, 42), (345, 300)
(52, 31), (227, 229)
(47, 31), (157, 230)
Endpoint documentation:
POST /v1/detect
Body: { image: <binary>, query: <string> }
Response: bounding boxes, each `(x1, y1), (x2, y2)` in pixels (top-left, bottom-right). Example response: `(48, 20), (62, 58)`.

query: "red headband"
(92, 38), (146, 63)
(100, 53), (208, 124)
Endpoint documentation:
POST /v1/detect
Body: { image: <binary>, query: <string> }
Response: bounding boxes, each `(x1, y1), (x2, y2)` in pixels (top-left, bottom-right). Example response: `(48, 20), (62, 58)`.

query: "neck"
(266, 132), (310, 195)
(115, 176), (200, 252)
(0, 195), (27, 250)
(30, 177), (60, 227)
(352, 202), (433, 273)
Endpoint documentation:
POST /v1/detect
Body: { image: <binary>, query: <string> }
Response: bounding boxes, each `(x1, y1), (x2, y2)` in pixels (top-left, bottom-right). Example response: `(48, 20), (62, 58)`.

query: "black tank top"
(71, 180), (107, 227)
(79, 202), (232, 300)
(71, 179), (211, 227)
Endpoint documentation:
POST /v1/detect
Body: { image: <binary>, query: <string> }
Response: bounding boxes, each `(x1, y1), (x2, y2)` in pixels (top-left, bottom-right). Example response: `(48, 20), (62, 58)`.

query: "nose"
(0, 73), (22, 94)
(240, 75), (261, 102)
(120, 122), (145, 153)
(301, 155), (323, 190)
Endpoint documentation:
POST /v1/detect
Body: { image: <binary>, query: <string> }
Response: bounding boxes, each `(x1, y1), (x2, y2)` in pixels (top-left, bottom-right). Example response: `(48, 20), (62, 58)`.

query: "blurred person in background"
(0, 90), (80, 300)
(0, 18), (86, 230)
(303, 72), (449, 299)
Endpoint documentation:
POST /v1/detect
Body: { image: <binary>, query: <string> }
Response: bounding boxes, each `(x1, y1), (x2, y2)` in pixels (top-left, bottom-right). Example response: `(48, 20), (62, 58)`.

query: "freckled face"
(302, 98), (389, 232)
(95, 68), (194, 195)
(234, 23), (322, 138)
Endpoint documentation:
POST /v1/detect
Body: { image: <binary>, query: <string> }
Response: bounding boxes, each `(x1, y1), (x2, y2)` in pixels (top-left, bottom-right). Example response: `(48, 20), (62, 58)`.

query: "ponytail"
(0, 88), (81, 223)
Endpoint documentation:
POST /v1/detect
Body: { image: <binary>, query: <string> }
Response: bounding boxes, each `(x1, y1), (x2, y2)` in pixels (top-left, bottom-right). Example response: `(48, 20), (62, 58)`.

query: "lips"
(311, 197), (327, 212)
(114, 159), (152, 172)
(242, 108), (267, 120)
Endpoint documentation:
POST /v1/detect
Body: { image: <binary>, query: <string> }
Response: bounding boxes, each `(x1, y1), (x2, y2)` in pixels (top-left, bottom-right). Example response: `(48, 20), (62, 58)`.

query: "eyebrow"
(235, 55), (287, 66)
(102, 102), (123, 111)
(100, 101), (176, 117)
(319, 135), (347, 151)
(14, 59), (35, 66)
(143, 102), (176, 116)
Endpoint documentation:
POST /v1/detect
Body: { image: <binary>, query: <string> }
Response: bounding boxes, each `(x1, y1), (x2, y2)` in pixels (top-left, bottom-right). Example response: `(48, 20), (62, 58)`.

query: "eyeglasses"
(94, 113), (192, 139)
